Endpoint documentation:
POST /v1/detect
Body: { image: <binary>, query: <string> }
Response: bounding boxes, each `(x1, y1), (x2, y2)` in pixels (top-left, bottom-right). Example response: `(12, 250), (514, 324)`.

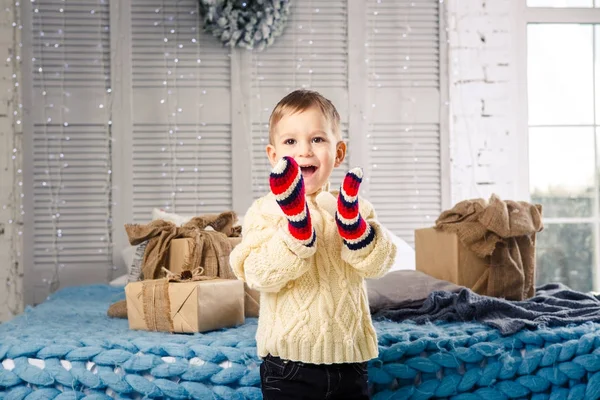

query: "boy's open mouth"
(299, 165), (317, 179)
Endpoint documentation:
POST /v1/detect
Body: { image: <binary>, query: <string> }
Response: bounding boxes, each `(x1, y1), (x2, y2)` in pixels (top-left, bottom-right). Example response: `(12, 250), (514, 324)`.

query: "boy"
(229, 89), (397, 399)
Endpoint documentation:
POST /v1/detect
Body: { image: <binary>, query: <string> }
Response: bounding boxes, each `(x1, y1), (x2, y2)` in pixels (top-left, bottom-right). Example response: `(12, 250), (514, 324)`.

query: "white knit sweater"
(229, 190), (397, 364)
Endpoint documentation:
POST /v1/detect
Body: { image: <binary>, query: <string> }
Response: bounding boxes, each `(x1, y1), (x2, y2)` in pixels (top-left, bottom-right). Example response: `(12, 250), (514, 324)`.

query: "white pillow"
(383, 226), (416, 272)
(109, 274), (128, 287)
(121, 245), (137, 269)
(151, 208), (244, 228)
(120, 241), (148, 283)
(152, 208), (194, 226)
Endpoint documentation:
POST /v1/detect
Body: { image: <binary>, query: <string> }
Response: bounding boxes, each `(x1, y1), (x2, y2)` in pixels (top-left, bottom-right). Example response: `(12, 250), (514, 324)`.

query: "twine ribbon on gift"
(142, 267), (216, 332)
(161, 266), (216, 282)
(124, 211), (240, 281)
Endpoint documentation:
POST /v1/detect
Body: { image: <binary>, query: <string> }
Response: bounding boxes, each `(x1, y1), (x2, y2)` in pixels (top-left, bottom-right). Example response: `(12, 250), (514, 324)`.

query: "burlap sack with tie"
(125, 211), (241, 280)
(435, 194), (543, 300)
(107, 211), (261, 318)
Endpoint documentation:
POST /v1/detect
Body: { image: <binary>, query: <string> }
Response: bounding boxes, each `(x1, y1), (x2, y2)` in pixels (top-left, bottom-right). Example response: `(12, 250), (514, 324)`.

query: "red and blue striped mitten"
(269, 156), (316, 247)
(336, 167), (376, 250)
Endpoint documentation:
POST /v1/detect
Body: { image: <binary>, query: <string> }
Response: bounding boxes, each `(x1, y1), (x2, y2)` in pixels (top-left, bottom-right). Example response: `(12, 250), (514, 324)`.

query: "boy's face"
(266, 107), (346, 195)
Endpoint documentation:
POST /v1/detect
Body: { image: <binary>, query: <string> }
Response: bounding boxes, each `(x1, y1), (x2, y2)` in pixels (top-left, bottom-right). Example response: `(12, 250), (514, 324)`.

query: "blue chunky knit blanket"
(2, 284), (600, 399)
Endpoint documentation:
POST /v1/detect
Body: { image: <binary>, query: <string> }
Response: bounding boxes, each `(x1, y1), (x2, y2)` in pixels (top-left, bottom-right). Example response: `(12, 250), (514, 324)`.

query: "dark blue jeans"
(260, 354), (370, 400)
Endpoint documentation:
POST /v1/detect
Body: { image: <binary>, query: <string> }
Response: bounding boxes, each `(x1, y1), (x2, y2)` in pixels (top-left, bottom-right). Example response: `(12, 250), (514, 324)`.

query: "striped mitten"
(336, 167), (376, 250)
(269, 156), (316, 247)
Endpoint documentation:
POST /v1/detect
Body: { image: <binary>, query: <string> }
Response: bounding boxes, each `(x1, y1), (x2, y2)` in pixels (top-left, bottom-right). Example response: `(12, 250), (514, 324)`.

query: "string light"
(19, 0), (446, 294)
(31, 0), (114, 293)
(251, 1), (319, 196)
(158, 1), (178, 212)
(365, 0), (378, 197)
(146, 1), (210, 217)
(252, 31), (265, 196)
(193, 3), (203, 215)
(4, 0), (24, 316)
(100, 0), (116, 282)
(307, 0), (314, 88)
(365, 0), (439, 243)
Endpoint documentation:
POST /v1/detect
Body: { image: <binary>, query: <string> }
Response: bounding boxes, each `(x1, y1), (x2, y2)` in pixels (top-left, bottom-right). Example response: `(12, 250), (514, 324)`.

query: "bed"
(1, 284), (600, 399)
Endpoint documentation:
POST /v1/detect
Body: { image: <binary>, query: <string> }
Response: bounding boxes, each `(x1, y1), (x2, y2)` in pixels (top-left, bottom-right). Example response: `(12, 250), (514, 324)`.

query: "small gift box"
(125, 268), (245, 333)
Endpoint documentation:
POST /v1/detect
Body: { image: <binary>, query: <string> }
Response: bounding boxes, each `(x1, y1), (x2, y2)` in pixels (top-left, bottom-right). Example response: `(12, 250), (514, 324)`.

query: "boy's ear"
(334, 141), (347, 167)
(266, 144), (278, 168)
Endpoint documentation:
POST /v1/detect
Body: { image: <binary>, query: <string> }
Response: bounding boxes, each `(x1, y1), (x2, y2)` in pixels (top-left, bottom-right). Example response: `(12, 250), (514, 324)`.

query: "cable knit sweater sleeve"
(229, 197), (316, 293)
(341, 198), (397, 279)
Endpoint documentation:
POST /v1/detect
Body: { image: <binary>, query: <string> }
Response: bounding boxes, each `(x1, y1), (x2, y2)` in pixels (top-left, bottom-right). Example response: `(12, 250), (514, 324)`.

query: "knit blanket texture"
(375, 283), (600, 335)
(2, 285), (600, 399)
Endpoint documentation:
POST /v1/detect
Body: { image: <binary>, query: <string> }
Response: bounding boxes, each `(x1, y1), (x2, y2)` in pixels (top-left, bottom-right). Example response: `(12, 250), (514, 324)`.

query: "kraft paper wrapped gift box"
(415, 227), (489, 293)
(168, 237), (260, 318)
(125, 278), (245, 333)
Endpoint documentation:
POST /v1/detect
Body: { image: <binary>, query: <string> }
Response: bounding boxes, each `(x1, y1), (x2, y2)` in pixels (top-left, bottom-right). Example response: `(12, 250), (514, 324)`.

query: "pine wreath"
(198, 0), (291, 51)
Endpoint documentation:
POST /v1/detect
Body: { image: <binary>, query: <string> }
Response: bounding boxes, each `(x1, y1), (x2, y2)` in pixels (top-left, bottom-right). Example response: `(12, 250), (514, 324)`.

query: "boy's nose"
(297, 142), (313, 157)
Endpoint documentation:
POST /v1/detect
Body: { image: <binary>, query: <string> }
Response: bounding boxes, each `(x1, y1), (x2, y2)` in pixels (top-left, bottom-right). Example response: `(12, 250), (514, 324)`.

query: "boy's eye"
(312, 137), (325, 143)
(284, 139), (296, 145)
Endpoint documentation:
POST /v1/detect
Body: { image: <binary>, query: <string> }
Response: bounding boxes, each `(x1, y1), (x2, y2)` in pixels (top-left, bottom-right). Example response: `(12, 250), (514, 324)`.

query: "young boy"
(229, 89), (397, 400)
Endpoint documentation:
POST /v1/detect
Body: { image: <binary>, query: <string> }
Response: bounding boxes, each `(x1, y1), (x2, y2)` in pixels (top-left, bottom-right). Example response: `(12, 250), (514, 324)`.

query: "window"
(522, 4), (600, 291)
(22, 0), (447, 303)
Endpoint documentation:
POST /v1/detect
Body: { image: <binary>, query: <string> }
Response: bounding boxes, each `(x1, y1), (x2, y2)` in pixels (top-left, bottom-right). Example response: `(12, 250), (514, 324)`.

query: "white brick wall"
(0, 0), (23, 321)
(0, 0), (524, 318)
(446, 0), (523, 204)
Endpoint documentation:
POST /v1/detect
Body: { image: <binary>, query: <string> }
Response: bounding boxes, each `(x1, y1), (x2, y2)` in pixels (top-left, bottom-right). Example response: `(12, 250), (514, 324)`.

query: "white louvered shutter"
(29, 0), (113, 303)
(25, 0), (445, 303)
(130, 0), (232, 222)
(366, 0), (442, 245)
(250, 1), (350, 199)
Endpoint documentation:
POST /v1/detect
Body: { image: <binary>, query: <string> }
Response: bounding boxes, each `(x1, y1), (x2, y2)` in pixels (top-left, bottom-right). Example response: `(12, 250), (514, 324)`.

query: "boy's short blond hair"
(269, 89), (342, 145)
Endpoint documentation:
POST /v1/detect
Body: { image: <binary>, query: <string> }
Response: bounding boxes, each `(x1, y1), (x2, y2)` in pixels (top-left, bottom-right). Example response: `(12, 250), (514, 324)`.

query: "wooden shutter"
(250, 0), (350, 199)
(28, 0), (113, 303)
(366, 0), (442, 244)
(130, 0), (232, 222)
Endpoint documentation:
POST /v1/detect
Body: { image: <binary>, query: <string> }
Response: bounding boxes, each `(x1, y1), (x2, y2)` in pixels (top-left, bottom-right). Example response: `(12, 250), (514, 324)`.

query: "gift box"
(419, 195), (543, 300)
(125, 277), (245, 333)
(415, 228), (489, 293)
(169, 237), (260, 318)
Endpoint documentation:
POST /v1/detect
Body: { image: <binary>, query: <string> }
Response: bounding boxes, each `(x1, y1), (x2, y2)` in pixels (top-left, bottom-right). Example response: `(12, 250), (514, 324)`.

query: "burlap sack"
(435, 194), (543, 300)
(125, 211), (240, 280)
(108, 212), (259, 319)
(107, 299), (127, 318)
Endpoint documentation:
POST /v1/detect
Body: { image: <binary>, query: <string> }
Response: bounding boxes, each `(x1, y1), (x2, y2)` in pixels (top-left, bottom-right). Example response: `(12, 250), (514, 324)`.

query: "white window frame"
(516, 3), (600, 290)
